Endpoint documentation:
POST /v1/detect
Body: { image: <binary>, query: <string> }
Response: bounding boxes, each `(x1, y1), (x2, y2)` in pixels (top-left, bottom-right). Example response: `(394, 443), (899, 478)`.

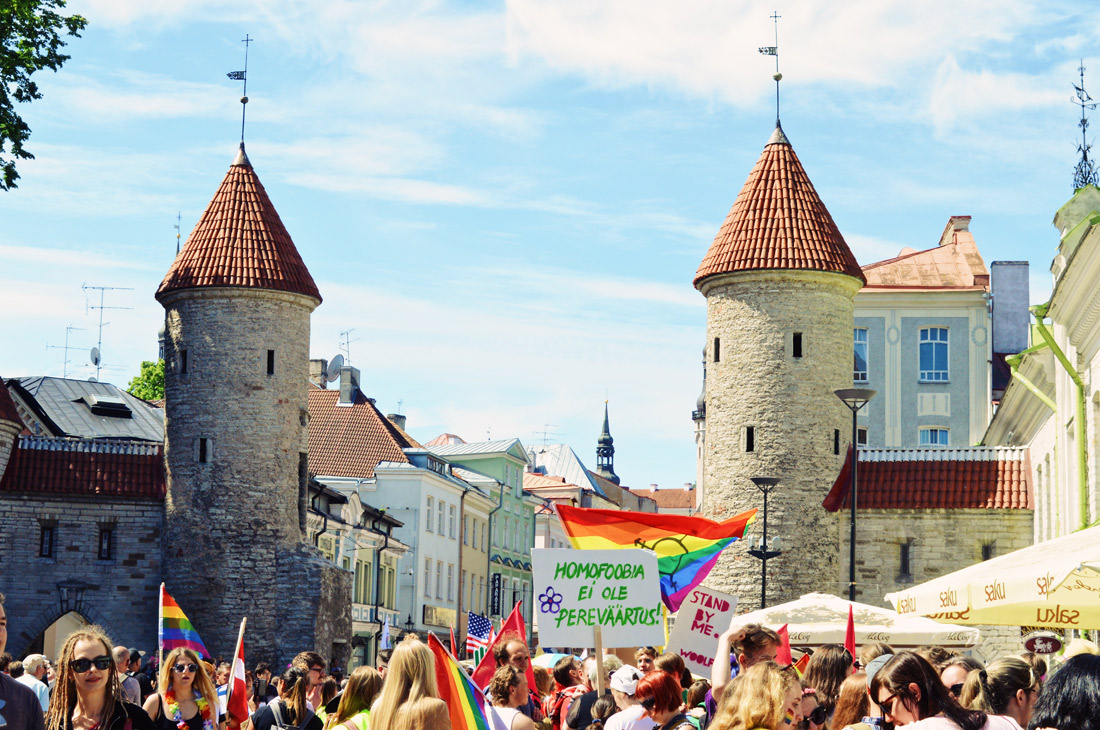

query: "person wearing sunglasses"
(868, 652), (1018, 729)
(634, 671), (693, 730)
(143, 648), (224, 730)
(800, 688), (828, 730)
(44, 626), (157, 730)
(939, 657), (983, 704)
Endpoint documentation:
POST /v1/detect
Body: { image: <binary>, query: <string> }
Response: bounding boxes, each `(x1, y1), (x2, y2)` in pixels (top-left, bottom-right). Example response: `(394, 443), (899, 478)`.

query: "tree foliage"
(128, 359), (165, 401)
(1, 0), (87, 190)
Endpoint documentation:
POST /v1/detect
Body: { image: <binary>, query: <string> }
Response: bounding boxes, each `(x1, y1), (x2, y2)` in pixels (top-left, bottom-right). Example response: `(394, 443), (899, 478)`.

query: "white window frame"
(919, 427), (950, 446)
(435, 560), (443, 599)
(919, 327), (949, 382)
(437, 500), (445, 534)
(447, 563), (454, 601)
(449, 505), (457, 539)
(423, 557), (431, 598)
(854, 327), (869, 382)
(463, 515), (469, 545)
(426, 496), (434, 532)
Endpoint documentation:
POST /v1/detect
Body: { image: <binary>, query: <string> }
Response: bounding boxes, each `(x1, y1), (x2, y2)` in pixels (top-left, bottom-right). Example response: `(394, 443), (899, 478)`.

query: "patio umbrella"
(729, 592), (978, 647)
(885, 526), (1100, 629)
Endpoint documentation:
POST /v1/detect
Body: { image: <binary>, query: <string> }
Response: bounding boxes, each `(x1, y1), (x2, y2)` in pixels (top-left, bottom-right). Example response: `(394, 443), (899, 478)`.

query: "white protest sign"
(667, 585), (739, 676)
(531, 548), (664, 648)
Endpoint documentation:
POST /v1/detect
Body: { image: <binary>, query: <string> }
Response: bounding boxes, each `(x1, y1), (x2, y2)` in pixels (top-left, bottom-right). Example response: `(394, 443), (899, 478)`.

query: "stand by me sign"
(531, 548), (665, 647)
(667, 586), (738, 677)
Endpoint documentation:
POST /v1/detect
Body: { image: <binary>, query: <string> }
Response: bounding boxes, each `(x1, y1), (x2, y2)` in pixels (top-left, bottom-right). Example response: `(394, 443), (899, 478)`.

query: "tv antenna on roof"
(82, 284), (133, 381)
(758, 11), (782, 125)
(46, 324), (86, 378)
(226, 34), (253, 144)
(1073, 60), (1099, 190)
(531, 424), (559, 446)
(339, 328), (359, 365)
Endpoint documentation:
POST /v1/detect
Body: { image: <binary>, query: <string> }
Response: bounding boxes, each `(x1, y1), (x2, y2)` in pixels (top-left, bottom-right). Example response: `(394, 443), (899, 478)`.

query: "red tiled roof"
(0, 377), (21, 426)
(626, 487), (696, 510)
(824, 446), (1032, 511)
(157, 146), (321, 302)
(695, 125), (865, 287)
(0, 436), (165, 498)
(307, 389), (412, 479)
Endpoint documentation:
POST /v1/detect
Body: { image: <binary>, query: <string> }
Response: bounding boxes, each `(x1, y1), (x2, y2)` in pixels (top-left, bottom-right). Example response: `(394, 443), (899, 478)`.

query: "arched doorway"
(23, 611), (89, 659)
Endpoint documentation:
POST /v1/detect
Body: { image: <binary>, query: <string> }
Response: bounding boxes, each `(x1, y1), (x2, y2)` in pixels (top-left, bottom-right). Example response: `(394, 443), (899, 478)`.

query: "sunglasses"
(949, 683), (964, 698)
(799, 706), (828, 729)
(70, 656), (113, 673)
(639, 697), (656, 711)
(173, 663), (200, 674)
(876, 692), (898, 715)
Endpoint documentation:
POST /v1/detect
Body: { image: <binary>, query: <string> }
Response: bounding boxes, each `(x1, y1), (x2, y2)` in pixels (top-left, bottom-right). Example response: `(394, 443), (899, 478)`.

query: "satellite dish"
(90, 347), (100, 366)
(88, 377), (98, 383)
(326, 354), (344, 382)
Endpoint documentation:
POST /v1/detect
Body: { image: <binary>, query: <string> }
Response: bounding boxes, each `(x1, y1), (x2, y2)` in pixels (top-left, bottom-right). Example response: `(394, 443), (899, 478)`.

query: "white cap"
(610, 665), (642, 695)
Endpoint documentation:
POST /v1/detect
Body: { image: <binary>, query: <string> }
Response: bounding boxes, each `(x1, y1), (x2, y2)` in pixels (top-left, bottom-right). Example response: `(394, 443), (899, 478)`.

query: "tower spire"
(1073, 60), (1099, 191)
(758, 11), (782, 126)
(595, 400), (620, 485)
(226, 34), (253, 147)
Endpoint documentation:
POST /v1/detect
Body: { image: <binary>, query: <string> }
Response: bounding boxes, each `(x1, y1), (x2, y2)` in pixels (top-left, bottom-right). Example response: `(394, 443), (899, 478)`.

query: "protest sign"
(531, 548), (664, 648)
(667, 585), (739, 676)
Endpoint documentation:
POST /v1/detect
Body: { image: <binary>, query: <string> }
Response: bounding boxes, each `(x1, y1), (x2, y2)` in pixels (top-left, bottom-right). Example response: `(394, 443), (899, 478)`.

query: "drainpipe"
(457, 484), (469, 642)
(1030, 303), (1090, 531)
(367, 514), (390, 661)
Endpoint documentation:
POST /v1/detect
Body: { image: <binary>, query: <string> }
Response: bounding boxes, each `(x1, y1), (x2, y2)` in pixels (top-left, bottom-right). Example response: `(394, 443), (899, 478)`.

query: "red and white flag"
(226, 619), (249, 726)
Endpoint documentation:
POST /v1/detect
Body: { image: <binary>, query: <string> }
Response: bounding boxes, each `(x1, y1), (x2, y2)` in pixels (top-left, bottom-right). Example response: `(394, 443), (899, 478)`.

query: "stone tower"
(694, 124), (865, 609)
(156, 144), (350, 663)
(595, 402), (620, 485)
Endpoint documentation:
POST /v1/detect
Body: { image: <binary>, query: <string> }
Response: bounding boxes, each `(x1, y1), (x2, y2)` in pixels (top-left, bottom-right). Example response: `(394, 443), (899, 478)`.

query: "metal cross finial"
(758, 11), (782, 125)
(226, 34), (253, 144)
(1073, 60), (1099, 191)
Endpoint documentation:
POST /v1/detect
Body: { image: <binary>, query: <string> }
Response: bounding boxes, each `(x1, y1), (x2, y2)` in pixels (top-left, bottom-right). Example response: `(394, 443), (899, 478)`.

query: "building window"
(267, 349), (275, 375)
(981, 543), (995, 561)
(919, 327), (949, 381)
(898, 542), (912, 580)
(919, 427), (950, 446)
(793, 332), (803, 358)
(447, 564), (454, 601)
(713, 337), (720, 363)
(857, 427), (868, 446)
(198, 437), (210, 463)
(854, 328), (868, 382)
(463, 515), (469, 545)
(181, 350), (188, 374)
(435, 560), (443, 600)
(40, 524), (55, 558)
(423, 557), (431, 598)
(462, 570), (468, 608)
(449, 505), (456, 539)
(426, 496), (434, 532)
(834, 429), (840, 455)
(481, 521), (487, 551)
(437, 501), (445, 534)
(98, 526), (114, 560)
(745, 426), (755, 453)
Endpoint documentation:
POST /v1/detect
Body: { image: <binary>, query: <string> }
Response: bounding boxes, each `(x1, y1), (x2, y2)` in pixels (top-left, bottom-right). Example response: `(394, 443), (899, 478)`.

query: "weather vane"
(226, 34), (253, 145)
(1072, 60), (1099, 190)
(758, 11), (782, 125)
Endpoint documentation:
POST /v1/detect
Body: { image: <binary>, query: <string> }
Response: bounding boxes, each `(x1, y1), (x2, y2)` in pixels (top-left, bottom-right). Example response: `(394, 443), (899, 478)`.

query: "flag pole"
(226, 618), (247, 712)
(593, 625), (606, 695)
(158, 583), (165, 671)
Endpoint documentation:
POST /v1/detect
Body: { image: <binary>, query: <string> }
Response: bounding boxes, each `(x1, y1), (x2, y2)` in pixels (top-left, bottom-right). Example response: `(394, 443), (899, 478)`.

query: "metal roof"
(425, 438), (528, 461)
(526, 443), (605, 496)
(12, 376), (163, 442)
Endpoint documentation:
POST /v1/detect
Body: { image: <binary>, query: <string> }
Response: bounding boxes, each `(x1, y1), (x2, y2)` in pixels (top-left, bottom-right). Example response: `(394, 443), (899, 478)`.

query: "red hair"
(635, 670), (682, 713)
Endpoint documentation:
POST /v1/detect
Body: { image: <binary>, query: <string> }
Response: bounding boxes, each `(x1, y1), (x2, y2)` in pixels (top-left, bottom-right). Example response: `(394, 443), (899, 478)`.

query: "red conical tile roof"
(694, 124), (865, 288)
(0, 377), (22, 427)
(157, 145), (321, 302)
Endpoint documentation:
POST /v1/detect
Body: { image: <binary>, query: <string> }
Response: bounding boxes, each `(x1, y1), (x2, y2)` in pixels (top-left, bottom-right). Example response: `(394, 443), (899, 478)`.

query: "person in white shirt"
(17, 654), (51, 712)
(604, 666), (653, 730)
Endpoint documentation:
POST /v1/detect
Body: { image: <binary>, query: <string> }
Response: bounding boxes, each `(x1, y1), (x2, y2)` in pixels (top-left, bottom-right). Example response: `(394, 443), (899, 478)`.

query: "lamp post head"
(750, 476), (780, 489)
(835, 388), (877, 412)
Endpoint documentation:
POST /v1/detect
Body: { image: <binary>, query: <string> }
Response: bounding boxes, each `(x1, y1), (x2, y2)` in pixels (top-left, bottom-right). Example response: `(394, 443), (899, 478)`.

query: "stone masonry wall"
(843, 508), (1034, 660)
(161, 288), (323, 663)
(0, 492), (163, 656)
(701, 270), (861, 610)
(275, 546), (353, 668)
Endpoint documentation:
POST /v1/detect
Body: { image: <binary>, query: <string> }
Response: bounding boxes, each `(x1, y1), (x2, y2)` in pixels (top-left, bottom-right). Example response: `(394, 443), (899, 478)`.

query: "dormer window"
(78, 394), (133, 419)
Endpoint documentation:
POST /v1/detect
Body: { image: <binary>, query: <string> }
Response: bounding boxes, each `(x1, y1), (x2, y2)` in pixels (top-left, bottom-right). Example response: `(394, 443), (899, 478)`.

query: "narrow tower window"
(713, 337), (720, 363)
(181, 350), (188, 374)
(981, 542), (995, 561)
(98, 526), (114, 560)
(898, 542), (912, 580)
(834, 429), (840, 455)
(267, 349), (275, 375)
(793, 332), (803, 358)
(40, 524), (55, 558)
(198, 437), (209, 463)
(745, 426), (755, 452)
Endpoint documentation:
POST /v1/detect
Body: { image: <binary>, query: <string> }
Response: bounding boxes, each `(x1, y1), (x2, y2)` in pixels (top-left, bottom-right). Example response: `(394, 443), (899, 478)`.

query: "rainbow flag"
(159, 584), (210, 658)
(555, 504), (757, 611)
(428, 633), (493, 730)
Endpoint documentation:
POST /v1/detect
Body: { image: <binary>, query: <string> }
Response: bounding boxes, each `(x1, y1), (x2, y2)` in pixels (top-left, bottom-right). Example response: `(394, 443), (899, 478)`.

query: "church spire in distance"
(595, 401), (620, 485)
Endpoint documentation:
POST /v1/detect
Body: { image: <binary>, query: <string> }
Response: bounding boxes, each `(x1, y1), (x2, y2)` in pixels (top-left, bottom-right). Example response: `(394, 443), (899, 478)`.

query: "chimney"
(338, 366), (360, 405)
(309, 359), (328, 389)
(387, 413), (407, 431)
(991, 262), (1030, 355)
(937, 215), (971, 247)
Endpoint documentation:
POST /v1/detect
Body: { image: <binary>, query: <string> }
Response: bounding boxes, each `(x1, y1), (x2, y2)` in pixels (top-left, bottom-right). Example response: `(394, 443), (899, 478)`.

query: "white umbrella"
(885, 526), (1100, 628)
(730, 592), (979, 647)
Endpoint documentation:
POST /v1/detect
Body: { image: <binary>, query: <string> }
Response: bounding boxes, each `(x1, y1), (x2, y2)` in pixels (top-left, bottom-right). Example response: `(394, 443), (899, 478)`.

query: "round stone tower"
(156, 144), (331, 661)
(694, 123), (865, 609)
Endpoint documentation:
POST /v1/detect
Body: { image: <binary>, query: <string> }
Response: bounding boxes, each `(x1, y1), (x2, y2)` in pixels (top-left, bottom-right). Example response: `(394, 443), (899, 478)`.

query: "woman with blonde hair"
(709, 661), (802, 730)
(369, 636), (450, 729)
(323, 667), (382, 730)
(45, 626), (157, 730)
(143, 648), (224, 730)
(250, 667), (321, 730)
(958, 657), (1040, 728)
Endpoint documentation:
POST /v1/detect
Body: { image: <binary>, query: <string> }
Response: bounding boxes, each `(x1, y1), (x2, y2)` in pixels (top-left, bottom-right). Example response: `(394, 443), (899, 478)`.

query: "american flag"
(466, 611), (493, 661)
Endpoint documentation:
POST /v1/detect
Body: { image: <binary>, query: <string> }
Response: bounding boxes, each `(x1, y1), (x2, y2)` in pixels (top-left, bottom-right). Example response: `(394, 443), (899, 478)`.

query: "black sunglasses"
(800, 706), (828, 729)
(173, 663), (200, 673)
(949, 683), (964, 698)
(876, 692), (898, 714)
(639, 697), (656, 711)
(71, 656), (113, 673)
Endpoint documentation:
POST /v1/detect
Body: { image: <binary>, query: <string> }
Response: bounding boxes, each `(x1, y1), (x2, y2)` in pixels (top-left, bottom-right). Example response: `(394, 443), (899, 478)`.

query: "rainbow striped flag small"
(159, 584), (210, 658)
(428, 633), (494, 730)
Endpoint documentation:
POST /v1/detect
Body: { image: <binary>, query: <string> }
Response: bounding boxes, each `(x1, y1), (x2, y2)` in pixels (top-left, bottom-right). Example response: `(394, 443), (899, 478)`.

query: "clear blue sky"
(0, 0), (1093, 490)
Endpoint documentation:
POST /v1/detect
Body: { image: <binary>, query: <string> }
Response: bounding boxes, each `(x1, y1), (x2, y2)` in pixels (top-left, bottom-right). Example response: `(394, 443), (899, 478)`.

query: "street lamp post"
(835, 388), (876, 602)
(745, 476), (782, 608)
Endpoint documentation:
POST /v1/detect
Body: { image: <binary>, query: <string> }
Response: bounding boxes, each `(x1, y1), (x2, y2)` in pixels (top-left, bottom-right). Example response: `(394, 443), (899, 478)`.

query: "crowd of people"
(3, 594), (1098, 730)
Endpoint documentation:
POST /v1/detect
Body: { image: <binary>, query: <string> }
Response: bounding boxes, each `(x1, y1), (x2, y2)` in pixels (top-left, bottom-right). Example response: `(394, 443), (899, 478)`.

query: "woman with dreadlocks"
(45, 626), (157, 730)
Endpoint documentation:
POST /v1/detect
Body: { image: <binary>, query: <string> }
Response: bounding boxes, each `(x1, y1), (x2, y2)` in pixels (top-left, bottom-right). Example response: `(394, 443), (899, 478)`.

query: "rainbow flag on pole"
(159, 584), (210, 658)
(555, 504), (757, 611)
(428, 633), (494, 730)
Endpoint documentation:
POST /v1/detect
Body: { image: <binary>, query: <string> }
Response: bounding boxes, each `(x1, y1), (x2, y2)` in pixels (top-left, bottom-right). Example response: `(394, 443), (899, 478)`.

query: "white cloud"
(928, 55), (1065, 135)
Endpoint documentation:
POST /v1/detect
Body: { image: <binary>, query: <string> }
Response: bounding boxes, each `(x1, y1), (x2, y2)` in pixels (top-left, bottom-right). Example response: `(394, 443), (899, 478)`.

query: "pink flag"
(776, 624), (792, 665)
(471, 602), (535, 693)
(844, 604), (856, 666)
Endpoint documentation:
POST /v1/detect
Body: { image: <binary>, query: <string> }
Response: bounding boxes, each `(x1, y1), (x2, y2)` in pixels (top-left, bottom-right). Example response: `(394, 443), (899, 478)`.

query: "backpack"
(270, 700), (313, 730)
